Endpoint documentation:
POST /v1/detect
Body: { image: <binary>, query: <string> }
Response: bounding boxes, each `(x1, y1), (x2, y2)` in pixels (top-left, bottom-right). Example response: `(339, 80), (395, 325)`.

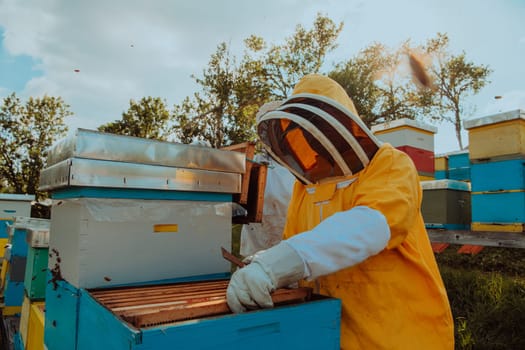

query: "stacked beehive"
(371, 118), (437, 181)
(18, 225), (49, 350)
(464, 109), (525, 233)
(1, 218), (49, 317)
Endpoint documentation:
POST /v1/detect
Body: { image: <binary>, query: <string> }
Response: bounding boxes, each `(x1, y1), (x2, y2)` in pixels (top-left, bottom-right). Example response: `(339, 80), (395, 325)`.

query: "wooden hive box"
(43, 278), (341, 350)
(421, 180), (471, 230)
(221, 142), (268, 224)
(447, 150), (470, 182)
(372, 118), (437, 177)
(24, 247), (49, 300)
(0, 194), (34, 254)
(471, 158), (524, 192)
(464, 109), (525, 161)
(26, 302), (45, 350)
(19, 295), (31, 348)
(471, 191), (525, 224)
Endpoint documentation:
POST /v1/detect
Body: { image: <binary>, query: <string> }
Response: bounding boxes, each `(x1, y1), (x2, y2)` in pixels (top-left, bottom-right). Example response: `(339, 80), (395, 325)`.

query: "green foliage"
(172, 43), (262, 148)
(418, 33), (492, 149)
(98, 96), (170, 140)
(329, 32), (491, 141)
(246, 13), (343, 99)
(329, 42), (421, 127)
(0, 93), (72, 198)
(172, 13), (343, 147)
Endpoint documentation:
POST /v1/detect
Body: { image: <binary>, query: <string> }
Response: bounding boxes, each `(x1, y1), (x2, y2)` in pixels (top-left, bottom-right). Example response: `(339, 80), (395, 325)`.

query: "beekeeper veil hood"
(257, 74), (381, 184)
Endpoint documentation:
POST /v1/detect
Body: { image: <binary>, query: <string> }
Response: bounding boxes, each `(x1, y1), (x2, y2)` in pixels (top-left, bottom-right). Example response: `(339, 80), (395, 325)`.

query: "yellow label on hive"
(153, 224), (179, 233)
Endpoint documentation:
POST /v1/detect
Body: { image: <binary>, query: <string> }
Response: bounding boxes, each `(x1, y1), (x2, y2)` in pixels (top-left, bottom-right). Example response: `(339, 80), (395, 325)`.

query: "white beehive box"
(49, 197), (232, 289)
(371, 118), (437, 151)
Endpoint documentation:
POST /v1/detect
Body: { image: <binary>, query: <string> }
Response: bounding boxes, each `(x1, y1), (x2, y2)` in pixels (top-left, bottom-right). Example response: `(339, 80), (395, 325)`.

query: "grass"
(436, 246), (525, 350)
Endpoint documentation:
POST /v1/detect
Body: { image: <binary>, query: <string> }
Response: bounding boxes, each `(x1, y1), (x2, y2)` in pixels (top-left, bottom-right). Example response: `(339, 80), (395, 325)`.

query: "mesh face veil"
(257, 93), (381, 185)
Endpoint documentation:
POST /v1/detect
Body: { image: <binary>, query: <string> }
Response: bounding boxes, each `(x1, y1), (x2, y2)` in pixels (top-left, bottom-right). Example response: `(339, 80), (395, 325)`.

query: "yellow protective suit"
(280, 75), (454, 349)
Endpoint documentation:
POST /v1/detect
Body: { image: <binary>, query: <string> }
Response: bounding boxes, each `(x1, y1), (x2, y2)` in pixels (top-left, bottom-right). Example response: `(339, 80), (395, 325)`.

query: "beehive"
(0, 194), (34, 258)
(447, 150), (470, 182)
(2, 217), (50, 315)
(464, 109), (525, 161)
(421, 180), (471, 230)
(435, 155), (449, 171)
(19, 295), (31, 347)
(434, 154), (449, 180)
(471, 158), (524, 192)
(471, 191), (525, 223)
(24, 244), (49, 300)
(372, 118), (437, 176)
(43, 278), (341, 350)
(26, 302), (45, 350)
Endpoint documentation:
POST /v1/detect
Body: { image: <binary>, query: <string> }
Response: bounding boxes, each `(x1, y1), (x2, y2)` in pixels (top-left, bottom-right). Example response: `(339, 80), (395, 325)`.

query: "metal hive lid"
(46, 129), (245, 174)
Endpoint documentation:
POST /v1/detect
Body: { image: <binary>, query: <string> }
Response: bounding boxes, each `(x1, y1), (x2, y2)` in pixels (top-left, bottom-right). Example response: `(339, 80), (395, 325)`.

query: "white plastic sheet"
(240, 157), (295, 256)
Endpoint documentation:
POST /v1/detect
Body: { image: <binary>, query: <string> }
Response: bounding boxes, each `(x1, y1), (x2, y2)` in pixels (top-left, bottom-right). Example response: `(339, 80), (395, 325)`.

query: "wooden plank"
(430, 242), (450, 253)
(427, 229), (525, 249)
(457, 245), (484, 255)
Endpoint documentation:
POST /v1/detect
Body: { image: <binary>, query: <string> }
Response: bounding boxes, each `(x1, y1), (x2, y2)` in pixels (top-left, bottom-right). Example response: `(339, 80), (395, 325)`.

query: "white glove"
(226, 241), (305, 313)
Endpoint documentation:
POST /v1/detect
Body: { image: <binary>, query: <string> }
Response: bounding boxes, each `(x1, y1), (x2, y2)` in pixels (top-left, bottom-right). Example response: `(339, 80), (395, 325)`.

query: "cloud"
(0, 0), (337, 129)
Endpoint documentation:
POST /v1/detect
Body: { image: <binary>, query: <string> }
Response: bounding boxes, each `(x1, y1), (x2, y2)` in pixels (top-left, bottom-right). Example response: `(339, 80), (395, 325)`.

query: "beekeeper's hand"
(226, 242), (305, 313)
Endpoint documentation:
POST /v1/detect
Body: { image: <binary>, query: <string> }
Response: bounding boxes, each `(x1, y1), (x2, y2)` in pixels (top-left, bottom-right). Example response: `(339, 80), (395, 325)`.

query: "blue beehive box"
(471, 191), (525, 223)
(434, 170), (448, 180)
(3, 218), (50, 311)
(471, 158), (525, 192)
(447, 151), (471, 182)
(448, 167), (471, 182)
(45, 278), (341, 350)
(448, 150), (470, 169)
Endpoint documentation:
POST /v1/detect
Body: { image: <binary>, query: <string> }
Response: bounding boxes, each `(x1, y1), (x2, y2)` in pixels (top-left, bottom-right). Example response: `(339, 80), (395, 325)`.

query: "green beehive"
(23, 227), (50, 300)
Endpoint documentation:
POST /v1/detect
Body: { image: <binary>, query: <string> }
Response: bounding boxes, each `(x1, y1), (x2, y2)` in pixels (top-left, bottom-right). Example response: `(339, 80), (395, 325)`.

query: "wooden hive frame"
(89, 279), (311, 328)
(221, 142), (268, 224)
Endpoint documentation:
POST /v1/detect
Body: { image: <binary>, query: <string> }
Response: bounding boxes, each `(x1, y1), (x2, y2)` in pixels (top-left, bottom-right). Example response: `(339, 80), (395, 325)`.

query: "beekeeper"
(226, 74), (454, 349)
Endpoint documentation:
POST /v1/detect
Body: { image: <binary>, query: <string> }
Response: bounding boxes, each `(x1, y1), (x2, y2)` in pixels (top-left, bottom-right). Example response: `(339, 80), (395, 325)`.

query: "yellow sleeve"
(352, 145), (422, 249)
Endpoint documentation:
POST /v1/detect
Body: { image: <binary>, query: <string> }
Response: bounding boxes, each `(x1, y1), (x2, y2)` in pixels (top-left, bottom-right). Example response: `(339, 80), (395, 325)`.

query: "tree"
(98, 96), (170, 140)
(245, 13), (343, 99)
(329, 42), (421, 127)
(172, 43), (241, 148)
(419, 33), (492, 149)
(0, 93), (72, 198)
(172, 13), (343, 147)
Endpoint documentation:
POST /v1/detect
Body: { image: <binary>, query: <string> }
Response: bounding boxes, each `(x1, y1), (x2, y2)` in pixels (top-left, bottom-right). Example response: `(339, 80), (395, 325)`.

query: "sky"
(0, 0), (524, 154)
